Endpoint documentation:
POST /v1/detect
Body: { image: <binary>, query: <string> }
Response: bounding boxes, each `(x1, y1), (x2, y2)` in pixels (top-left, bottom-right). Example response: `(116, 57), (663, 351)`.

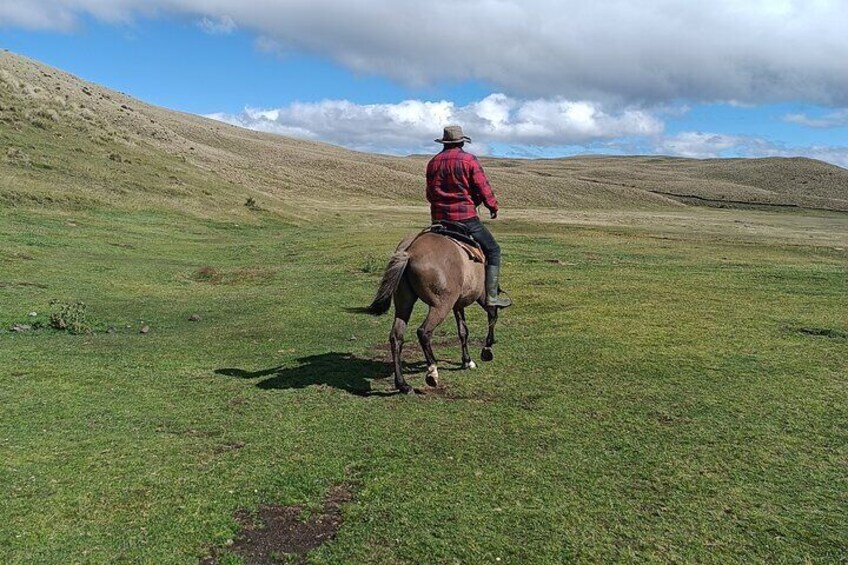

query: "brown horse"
(366, 232), (499, 394)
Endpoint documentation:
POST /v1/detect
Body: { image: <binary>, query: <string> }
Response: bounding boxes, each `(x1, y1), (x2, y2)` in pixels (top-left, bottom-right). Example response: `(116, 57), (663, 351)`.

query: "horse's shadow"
(215, 352), (428, 397)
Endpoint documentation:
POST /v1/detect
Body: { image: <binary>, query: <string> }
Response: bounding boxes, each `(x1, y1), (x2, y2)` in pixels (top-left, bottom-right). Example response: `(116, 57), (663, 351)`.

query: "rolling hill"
(2, 49), (847, 217)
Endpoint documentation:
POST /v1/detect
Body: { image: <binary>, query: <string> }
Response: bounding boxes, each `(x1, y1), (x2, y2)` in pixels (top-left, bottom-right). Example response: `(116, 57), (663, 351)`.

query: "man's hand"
(490, 209), (498, 219)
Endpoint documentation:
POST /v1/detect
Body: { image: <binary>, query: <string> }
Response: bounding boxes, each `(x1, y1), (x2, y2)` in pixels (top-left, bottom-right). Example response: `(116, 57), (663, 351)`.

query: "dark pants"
(458, 217), (501, 266)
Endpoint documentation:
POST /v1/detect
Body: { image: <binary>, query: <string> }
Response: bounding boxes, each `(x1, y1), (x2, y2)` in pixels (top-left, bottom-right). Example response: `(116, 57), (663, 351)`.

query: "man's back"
(426, 147), (498, 222)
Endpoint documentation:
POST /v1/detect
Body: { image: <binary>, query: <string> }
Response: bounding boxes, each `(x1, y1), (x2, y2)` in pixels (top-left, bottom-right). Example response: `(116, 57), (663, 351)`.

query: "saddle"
(424, 222), (486, 263)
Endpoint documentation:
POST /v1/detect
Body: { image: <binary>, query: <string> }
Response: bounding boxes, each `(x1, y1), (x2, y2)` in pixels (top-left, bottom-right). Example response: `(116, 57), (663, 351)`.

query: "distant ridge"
(1, 50), (846, 216)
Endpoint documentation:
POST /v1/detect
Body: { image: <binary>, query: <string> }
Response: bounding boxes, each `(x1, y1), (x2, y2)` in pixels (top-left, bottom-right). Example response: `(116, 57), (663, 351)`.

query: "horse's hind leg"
(454, 307), (476, 370)
(417, 303), (452, 387)
(390, 281), (417, 394)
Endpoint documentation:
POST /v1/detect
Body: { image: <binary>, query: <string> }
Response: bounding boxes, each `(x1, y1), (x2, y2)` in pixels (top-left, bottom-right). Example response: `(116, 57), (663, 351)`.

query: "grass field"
(2, 203), (845, 563)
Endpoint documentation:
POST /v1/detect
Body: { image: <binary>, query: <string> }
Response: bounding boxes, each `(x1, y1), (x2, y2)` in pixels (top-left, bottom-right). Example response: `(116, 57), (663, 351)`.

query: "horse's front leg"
(454, 308), (476, 369)
(481, 306), (498, 362)
(418, 304), (451, 387)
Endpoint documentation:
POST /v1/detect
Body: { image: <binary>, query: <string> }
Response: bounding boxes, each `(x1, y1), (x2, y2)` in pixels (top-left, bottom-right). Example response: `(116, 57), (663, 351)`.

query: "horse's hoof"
(463, 361), (477, 370)
(480, 347), (494, 362)
(425, 365), (439, 387)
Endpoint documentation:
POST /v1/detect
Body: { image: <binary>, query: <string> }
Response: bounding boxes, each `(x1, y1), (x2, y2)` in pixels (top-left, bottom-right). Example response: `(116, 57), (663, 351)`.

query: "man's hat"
(435, 125), (472, 144)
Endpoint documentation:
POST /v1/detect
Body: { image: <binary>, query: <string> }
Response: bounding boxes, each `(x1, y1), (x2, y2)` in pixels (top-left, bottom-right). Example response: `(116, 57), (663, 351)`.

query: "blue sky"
(1, 1), (847, 167)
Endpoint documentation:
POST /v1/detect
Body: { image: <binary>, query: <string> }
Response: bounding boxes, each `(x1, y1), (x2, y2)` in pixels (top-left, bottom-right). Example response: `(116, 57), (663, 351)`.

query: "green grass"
(1, 206), (846, 563)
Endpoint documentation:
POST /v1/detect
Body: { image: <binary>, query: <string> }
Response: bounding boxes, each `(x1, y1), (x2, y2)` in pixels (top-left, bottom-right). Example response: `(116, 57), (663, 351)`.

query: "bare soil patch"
(202, 484), (353, 565)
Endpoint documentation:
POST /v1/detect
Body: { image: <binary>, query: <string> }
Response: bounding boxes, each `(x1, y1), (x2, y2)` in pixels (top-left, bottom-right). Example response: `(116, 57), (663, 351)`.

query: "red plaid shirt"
(426, 147), (499, 221)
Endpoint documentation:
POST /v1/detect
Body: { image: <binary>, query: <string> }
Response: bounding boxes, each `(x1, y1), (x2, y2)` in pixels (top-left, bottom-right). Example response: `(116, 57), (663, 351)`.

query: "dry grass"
(1, 50), (847, 221)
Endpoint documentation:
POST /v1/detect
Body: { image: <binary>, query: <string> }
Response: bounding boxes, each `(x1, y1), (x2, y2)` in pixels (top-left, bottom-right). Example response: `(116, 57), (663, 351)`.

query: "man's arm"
(468, 156), (499, 215)
(424, 160), (435, 203)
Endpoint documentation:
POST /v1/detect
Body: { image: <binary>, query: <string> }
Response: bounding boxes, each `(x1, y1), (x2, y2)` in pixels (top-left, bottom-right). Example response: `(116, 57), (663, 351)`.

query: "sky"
(1, 1), (847, 167)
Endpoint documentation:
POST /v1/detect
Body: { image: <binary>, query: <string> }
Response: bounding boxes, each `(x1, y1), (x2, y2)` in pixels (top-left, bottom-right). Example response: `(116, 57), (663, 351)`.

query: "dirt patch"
(202, 484), (353, 565)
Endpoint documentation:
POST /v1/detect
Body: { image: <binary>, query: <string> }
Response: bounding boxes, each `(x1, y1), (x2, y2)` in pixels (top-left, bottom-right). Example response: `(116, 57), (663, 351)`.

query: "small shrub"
(49, 300), (92, 334)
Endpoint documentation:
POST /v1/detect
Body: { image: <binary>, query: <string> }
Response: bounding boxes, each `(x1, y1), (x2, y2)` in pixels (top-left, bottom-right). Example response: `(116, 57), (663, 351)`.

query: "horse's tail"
(366, 249), (411, 315)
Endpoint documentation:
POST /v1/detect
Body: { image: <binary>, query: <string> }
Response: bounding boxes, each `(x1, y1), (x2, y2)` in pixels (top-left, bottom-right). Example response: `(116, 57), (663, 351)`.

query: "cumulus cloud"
(3, 1), (848, 105)
(206, 94), (663, 155)
(208, 99), (848, 168)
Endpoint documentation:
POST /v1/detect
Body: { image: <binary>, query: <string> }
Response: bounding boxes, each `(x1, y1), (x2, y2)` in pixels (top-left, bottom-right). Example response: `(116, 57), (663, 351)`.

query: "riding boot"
(485, 264), (513, 308)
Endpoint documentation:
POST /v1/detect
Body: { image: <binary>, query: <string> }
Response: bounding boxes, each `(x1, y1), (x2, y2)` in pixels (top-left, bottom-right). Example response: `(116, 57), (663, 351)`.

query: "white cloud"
(797, 147), (848, 169)
(784, 109), (848, 128)
(3, 1), (848, 105)
(0, 3), (78, 31)
(751, 144), (848, 169)
(206, 94), (663, 155)
(197, 15), (236, 35)
(208, 100), (848, 169)
(253, 36), (286, 57)
(658, 132), (748, 159)
(657, 131), (848, 168)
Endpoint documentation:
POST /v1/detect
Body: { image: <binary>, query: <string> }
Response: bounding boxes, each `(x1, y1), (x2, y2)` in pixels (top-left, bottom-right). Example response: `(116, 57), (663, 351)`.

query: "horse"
(365, 230), (500, 394)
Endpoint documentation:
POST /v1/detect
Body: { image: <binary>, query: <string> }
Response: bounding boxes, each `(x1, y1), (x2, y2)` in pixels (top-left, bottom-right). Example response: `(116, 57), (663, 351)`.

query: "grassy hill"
(2, 50), (847, 218)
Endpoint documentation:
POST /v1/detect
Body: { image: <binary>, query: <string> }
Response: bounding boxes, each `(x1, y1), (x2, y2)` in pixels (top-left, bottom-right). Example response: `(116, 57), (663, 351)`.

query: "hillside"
(1, 50), (847, 217)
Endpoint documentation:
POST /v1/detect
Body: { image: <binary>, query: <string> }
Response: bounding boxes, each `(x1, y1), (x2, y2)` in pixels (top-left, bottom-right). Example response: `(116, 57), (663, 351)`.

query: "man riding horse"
(426, 125), (512, 309)
(365, 125), (510, 392)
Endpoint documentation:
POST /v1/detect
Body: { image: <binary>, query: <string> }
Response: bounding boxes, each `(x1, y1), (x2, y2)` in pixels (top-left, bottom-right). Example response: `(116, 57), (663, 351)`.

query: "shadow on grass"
(215, 352), (426, 397)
